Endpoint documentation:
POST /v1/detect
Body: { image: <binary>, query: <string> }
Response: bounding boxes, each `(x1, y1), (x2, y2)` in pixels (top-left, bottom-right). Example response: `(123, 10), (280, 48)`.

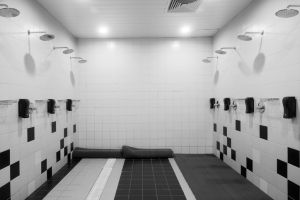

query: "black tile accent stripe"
(288, 147), (300, 167)
(223, 126), (227, 136)
(213, 123), (217, 132)
(246, 158), (253, 172)
(64, 128), (68, 138)
(288, 180), (300, 200)
(223, 145), (227, 155)
(60, 139), (64, 149)
(64, 147), (68, 157)
(0, 182), (10, 200)
(220, 153), (223, 161)
(41, 159), (47, 174)
(227, 138), (231, 148)
(235, 120), (241, 131)
(260, 125), (268, 140)
(241, 166), (247, 178)
(73, 124), (76, 133)
(51, 122), (56, 133)
(277, 159), (287, 178)
(216, 141), (220, 150)
(71, 143), (74, 151)
(56, 151), (61, 162)
(0, 149), (10, 170)
(47, 168), (52, 180)
(114, 159), (186, 200)
(10, 161), (20, 181)
(231, 149), (236, 161)
(27, 127), (35, 142)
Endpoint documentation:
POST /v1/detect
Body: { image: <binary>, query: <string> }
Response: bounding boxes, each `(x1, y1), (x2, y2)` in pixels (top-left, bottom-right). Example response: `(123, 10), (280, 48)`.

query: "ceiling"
(37, 0), (253, 38)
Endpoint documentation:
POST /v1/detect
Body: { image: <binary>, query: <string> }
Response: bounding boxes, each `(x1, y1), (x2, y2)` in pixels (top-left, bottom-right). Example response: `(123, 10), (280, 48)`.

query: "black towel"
(66, 99), (73, 111)
(210, 98), (216, 109)
(47, 99), (56, 114)
(18, 99), (30, 118)
(245, 97), (254, 114)
(282, 97), (296, 119)
(224, 98), (231, 111)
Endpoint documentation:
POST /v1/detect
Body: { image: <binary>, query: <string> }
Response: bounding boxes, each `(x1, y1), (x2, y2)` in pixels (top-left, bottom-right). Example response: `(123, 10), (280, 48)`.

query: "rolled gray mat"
(122, 145), (174, 159)
(73, 147), (123, 158)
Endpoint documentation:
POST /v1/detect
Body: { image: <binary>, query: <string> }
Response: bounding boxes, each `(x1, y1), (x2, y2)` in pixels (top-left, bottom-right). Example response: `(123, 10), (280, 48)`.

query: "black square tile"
(27, 127), (35, 142)
(213, 123), (217, 132)
(223, 145), (227, 155)
(220, 153), (223, 161)
(288, 147), (300, 167)
(64, 146), (68, 156)
(288, 180), (300, 200)
(227, 138), (231, 148)
(0, 182), (10, 200)
(47, 167), (52, 180)
(277, 159), (287, 178)
(10, 161), (20, 180)
(235, 120), (241, 131)
(223, 126), (227, 136)
(71, 143), (74, 151)
(241, 166), (247, 178)
(68, 154), (71, 164)
(41, 159), (47, 174)
(0, 149), (10, 170)
(260, 125), (268, 140)
(231, 149), (236, 161)
(73, 124), (76, 133)
(216, 141), (220, 150)
(246, 158), (253, 172)
(51, 122), (56, 133)
(60, 139), (64, 149)
(64, 128), (68, 138)
(56, 151), (61, 162)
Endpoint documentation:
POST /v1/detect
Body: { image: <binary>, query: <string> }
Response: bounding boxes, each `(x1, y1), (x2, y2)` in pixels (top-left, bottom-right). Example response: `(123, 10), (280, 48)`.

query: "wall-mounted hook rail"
(0, 100), (18, 105)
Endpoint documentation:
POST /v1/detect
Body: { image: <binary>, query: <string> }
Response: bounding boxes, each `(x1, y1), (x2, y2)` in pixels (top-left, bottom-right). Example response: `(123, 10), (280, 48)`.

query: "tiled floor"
(114, 159), (186, 200)
(25, 159), (80, 200)
(43, 159), (108, 200)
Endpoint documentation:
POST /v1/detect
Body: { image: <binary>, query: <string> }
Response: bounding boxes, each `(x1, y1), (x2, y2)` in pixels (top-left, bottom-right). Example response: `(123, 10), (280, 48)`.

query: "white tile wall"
(76, 38), (214, 154)
(212, 0), (300, 199)
(0, 0), (79, 199)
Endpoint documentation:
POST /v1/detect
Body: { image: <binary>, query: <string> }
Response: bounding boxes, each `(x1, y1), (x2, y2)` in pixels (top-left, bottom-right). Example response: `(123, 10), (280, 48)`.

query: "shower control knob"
(257, 102), (265, 113)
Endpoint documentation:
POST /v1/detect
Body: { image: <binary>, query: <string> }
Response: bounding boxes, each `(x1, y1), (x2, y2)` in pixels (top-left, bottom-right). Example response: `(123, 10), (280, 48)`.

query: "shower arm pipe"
(53, 46), (69, 50)
(221, 47), (236, 50)
(28, 30), (47, 35)
(0, 4), (8, 8)
(287, 5), (300, 9)
(244, 31), (264, 35)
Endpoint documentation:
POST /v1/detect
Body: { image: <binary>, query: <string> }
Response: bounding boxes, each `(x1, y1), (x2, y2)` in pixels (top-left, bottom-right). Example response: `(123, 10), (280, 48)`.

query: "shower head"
(53, 46), (74, 54)
(63, 48), (74, 54)
(28, 30), (55, 41)
(237, 31), (264, 41)
(275, 5), (300, 18)
(202, 56), (218, 63)
(70, 57), (87, 64)
(215, 47), (236, 55)
(0, 4), (20, 18)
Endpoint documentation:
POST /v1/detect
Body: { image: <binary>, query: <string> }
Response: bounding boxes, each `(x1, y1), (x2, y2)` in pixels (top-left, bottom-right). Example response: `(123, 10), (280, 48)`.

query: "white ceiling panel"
(37, 0), (253, 38)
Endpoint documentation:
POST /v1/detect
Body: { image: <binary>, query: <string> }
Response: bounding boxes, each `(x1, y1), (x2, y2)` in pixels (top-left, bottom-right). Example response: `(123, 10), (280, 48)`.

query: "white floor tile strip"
(169, 158), (197, 200)
(86, 159), (116, 200)
(43, 159), (107, 200)
(100, 159), (125, 200)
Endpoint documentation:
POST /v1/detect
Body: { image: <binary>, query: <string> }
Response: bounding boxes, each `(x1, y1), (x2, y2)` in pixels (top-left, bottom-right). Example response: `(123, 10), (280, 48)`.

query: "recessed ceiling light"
(180, 26), (191, 36)
(98, 26), (109, 35)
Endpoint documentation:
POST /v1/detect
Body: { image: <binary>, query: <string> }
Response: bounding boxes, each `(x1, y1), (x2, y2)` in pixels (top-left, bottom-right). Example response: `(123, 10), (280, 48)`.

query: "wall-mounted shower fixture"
(215, 47), (236, 55)
(275, 5), (300, 18)
(237, 31), (264, 41)
(28, 30), (55, 41)
(70, 57), (87, 63)
(214, 100), (220, 109)
(53, 46), (74, 54)
(202, 56), (218, 63)
(0, 4), (20, 18)
(257, 101), (266, 113)
(230, 101), (237, 111)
